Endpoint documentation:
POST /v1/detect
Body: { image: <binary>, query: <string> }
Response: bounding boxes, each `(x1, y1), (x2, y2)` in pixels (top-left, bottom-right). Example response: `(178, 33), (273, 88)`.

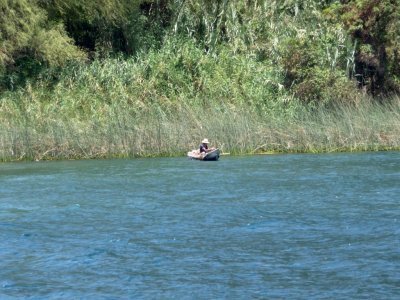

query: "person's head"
(201, 138), (209, 145)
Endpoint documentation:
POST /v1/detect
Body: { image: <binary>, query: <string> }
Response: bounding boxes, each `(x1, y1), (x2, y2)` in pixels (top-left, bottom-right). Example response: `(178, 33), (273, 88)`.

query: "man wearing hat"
(199, 138), (212, 154)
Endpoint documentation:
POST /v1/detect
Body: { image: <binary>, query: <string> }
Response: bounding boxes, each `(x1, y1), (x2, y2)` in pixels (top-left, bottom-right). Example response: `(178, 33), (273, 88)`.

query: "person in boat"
(199, 138), (213, 154)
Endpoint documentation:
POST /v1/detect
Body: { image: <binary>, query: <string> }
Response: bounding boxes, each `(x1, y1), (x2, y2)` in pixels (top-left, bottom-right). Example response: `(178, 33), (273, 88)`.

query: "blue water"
(1, 152), (399, 299)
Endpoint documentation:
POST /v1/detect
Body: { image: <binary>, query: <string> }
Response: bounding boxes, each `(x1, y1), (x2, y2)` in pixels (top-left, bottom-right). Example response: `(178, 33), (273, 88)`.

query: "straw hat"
(201, 138), (209, 144)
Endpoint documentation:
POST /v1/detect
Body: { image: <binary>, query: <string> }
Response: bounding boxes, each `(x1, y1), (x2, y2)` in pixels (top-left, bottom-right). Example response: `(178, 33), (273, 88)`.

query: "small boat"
(187, 148), (220, 161)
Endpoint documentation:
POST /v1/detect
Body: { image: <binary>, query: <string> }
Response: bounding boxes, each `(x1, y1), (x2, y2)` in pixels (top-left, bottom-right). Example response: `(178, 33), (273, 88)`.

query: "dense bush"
(337, 0), (400, 95)
(0, 0), (86, 90)
(1, 0), (399, 100)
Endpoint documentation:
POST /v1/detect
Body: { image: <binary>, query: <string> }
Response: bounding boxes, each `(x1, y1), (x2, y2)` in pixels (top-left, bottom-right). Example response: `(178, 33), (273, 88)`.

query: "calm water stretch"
(1, 152), (399, 299)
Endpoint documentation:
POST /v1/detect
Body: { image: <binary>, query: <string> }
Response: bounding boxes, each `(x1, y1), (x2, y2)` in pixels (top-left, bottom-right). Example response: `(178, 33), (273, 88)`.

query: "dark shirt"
(199, 143), (208, 153)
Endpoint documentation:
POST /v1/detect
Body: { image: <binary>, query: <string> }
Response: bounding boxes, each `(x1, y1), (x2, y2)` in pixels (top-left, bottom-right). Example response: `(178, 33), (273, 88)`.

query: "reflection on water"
(1, 152), (399, 299)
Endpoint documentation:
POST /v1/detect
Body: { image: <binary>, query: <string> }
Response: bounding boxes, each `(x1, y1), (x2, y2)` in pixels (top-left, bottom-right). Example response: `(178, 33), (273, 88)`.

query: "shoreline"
(1, 145), (399, 163)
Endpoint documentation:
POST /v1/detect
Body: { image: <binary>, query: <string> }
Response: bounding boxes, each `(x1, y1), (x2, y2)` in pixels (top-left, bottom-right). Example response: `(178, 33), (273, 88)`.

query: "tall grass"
(1, 42), (399, 162)
(1, 92), (399, 162)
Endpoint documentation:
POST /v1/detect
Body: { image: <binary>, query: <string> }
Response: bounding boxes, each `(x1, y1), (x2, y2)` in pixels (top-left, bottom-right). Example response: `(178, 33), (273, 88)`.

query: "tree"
(339, 0), (400, 95)
(0, 0), (85, 90)
(36, 0), (144, 56)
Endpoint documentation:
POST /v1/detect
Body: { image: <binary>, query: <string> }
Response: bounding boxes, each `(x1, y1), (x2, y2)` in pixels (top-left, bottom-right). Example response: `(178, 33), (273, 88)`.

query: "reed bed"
(1, 46), (400, 162)
(1, 93), (399, 162)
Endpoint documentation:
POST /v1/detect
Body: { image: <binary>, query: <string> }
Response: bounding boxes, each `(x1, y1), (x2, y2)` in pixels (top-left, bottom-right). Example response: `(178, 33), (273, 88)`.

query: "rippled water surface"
(1, 152), (399, 299)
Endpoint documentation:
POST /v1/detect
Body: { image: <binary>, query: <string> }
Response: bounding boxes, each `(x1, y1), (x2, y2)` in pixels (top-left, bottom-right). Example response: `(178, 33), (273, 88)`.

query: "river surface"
(1, 152), (399, 299)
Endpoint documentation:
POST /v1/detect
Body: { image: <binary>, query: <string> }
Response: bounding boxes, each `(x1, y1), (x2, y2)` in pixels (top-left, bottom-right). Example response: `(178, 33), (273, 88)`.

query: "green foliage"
(278, 26), (360, 104)
(0, 0), (86, 90)
(1, 33), (400, 161)
(1, 73), (399, 161)
(165, 0), (399, 99)
(36, 0), (142, 55)
(1, 0), (399, 101)
(35, 0), (170, 57)
(337, 0), (400, 95)
(2, 0), (400, 161)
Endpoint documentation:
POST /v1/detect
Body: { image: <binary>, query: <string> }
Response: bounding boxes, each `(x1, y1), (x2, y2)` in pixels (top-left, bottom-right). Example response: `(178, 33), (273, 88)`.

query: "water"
(1, 152), (399, 299)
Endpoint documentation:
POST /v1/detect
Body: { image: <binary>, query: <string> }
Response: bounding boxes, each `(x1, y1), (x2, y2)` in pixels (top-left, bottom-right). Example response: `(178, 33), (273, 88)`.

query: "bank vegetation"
(1, 0), (399, 161)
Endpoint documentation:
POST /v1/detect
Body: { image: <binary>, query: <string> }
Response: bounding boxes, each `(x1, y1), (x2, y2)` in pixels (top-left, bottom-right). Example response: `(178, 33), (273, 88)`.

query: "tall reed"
(1, 91), (399, 162)
(1, 43), (399, 162)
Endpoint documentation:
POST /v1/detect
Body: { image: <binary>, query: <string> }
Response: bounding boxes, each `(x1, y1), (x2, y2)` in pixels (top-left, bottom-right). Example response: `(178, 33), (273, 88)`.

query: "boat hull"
(187, 148), (220, 161)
